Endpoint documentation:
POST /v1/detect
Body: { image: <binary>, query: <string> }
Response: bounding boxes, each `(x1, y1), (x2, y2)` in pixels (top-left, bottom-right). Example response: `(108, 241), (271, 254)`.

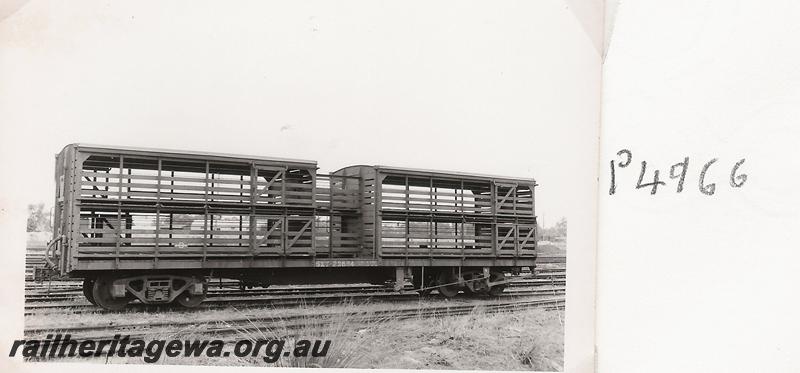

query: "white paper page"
(599, 1), (800, 371)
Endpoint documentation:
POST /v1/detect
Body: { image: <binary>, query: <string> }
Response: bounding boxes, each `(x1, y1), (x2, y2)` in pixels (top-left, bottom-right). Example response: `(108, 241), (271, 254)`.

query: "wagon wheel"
(488, 271), (507, 296)
(436, 271), (461, 298)
(176, 283), (207, 308)
(92, 276), (130, 311)
(82, 278), (97, 305)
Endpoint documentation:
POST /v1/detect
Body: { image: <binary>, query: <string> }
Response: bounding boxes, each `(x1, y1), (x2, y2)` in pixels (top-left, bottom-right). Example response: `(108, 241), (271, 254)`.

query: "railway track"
(22, 270), (567, 293)
(24, 276), (566, 303)
(25, 272), (566, 303)
(24, 239), (567, 345)
(25, 284), (390, 302)
(23, 263), (565, 287)
(24, 281), (566, 315)
(24, 296), (565, 340)
(23, 289), (568, 307)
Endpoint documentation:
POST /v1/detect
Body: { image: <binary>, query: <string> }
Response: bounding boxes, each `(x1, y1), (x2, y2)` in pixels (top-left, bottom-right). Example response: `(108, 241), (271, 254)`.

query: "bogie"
(85, 274), (207, 310)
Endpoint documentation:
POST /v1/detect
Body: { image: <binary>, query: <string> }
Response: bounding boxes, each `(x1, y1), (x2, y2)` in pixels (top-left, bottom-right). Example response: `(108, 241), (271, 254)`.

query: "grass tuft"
(27, 300), (564, 370)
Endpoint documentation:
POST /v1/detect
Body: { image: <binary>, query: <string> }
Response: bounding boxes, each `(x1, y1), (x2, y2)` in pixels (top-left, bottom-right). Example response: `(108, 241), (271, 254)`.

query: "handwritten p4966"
(608, 149), (747, 196)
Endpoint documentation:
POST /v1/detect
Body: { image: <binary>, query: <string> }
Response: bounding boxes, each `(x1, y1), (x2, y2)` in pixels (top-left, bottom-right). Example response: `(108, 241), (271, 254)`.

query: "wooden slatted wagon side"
(40, 144), (539, 309)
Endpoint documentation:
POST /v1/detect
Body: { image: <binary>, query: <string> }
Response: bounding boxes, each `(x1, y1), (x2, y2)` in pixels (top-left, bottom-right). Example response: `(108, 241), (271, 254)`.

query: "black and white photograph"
(22, 144), (567, 369)
(0, 1), (600, 372)
(8, 1), (800, 373)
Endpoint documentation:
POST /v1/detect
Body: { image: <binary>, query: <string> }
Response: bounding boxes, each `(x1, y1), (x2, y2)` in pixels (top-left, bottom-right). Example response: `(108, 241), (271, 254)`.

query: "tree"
(539, 217), (567, 241)
(554, 217), (567, 238)
(27, 203), (52, 232)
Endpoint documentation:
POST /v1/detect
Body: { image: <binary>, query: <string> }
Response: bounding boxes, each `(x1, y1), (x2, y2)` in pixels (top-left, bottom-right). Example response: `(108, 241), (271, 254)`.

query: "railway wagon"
(41, 144), (539, 310)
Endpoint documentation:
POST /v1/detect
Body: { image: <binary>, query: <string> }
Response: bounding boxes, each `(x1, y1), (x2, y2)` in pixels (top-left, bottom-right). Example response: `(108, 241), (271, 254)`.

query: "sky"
(0, 0), (600, 227)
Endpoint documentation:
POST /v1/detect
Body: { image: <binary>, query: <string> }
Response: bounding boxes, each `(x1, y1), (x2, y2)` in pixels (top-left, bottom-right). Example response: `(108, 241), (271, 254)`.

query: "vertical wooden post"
(311, 169), (317, 261)
(281, 166), (286, 206)
(512, 185), (517, 216)
(405, 176), (410, 255)
(491, 181), (497, 215)
(429, 177), (434, 256)
(115, 156), (123, 270)
(203, 161), (210, 266)
(329, 176), (334, 258)
(428, 216), (433, 257)
(155, 158), (162, 265)
(375, 172), (383, 259)
(429, 177), (434, 212)
(405, 176), (409, 209)
(249, 213), (256, 265)
(515, 218), (520, 257)
(247, 164), (255, 264)
(405, 215), (410, 256)
(492, 219), (498, 258)
(458, 180), (463, 214)
(460, 218), (465, 258)
(281, 217), (287, 264)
